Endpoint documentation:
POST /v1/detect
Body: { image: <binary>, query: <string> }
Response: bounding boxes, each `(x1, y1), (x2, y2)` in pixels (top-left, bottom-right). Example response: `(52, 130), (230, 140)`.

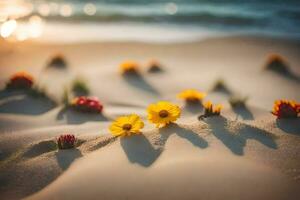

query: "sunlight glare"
(0, 19), (17, 38)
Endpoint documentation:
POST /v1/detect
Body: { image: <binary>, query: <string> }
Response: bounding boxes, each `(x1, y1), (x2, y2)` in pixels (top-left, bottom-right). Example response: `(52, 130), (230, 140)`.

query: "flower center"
(159, 110), (169, 118)
(122, 124), (132, 131)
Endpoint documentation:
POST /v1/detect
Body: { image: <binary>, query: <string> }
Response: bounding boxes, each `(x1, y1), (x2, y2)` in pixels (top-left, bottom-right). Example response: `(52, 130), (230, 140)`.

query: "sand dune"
(0, 36), (300, 199)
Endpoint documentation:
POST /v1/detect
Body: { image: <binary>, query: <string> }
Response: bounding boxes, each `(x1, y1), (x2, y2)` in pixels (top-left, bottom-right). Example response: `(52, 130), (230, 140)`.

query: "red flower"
(57, 134), (76, 149)
(272, 100), (299, 119)
(71, 96), (103, 113)
(7, 71), (34, 89)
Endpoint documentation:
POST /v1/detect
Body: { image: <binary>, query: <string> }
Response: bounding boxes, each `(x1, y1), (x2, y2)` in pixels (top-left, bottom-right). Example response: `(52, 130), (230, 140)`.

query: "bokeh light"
(16, 30), (28, 41)
(165, 3), (178, 15)
(0, 19), (18, 38)
(60, 4), (73, 17)
(38, 4), (51, 17)
(83, 3), (97, 16)
(28, 15), (44, 38)
(0, 15), (8, 22)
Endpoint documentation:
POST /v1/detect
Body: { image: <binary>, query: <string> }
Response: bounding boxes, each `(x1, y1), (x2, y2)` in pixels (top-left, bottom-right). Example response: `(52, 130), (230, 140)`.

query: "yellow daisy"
(109, 114), (144, 137)
(147, 101), (181, 128)
(119, 61), (139, 74)
(177, 89), (206, 102)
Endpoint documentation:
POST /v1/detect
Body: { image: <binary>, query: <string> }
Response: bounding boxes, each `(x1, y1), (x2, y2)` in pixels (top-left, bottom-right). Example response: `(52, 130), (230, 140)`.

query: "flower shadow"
(122, 73), (159, 95)
(184, 101), (204, 114)
(204, 116), (277, 155)
(232, 105), (254, 120)
(120, 134), (162, 167)
(55, 149), (83, 170)
(276, 118), (300, 135)
(0, 90), (56, 115)
(56, 107), (109, 124)
(158, 123), (208, 149)
(265, 59), (300, 82)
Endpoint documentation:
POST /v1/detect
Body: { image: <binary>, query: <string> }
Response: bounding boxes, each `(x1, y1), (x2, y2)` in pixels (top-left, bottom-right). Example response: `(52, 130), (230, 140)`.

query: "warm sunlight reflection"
(28, 15), (44, 38)
(49, 2), (59, 15)
(0, 15), (8, 23)
(37, 4), (51, 17)
(0, 19), (17, 38)
(16, 30), (28, 41)
(60, 4), (73, 17)
(0, 0), (32, 19)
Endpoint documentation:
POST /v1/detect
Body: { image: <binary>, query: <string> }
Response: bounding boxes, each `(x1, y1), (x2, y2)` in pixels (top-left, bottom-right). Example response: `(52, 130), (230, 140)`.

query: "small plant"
(71, 96), (103, 113)
(62, 87), (70, 107)
(57, 134), (76, 149)
(199, 101), (222, 119)
(48, 54), (67, 68)
(229, 95), (248, 108)
(72, 78), (90, 96)
(272, 100), (300, 119)
(264, 54), (290, 74)
(119, 61), (140, 75)
(147, 60), (163, 73)
(6, 71), (34, 90)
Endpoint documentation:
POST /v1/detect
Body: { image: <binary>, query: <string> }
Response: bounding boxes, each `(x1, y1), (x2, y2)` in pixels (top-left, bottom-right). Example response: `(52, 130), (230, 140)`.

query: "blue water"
(32, 0), (300, 38)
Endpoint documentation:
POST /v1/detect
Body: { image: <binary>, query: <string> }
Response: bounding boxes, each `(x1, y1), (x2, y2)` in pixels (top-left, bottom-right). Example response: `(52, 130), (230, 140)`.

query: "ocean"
(28, 0), (300, 42)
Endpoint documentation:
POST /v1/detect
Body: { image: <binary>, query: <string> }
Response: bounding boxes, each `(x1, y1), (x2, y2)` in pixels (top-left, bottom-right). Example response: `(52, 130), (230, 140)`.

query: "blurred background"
(1, 0), (300, 43)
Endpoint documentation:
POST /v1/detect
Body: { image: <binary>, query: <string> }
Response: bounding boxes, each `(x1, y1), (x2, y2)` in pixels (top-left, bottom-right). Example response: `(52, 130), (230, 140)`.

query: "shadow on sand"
(0, 90), (56, 115)
(158, 123), (208, 149)
(205, 116), (277, 155)
(276, 118), (300, 135)
(232, 105), (254, 120)
(56, 107), (109, 124)
(120, 134), (162, 167)
(265, 58), (300, 82)
(122, 73), (159, 95)
(55, 149), (83, 170)
(23, 140), (57, 158)
(184, 101), (204, 114)
(211, 79), (233, 95)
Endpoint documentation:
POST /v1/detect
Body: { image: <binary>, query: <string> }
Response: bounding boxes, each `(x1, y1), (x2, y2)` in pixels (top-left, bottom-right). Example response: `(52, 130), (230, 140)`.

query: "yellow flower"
(109, 114), (144, 137)
(203, 101), (222, 117)
(177, 89), (206, 102)
(119, 61), (139, 74)
(213, 104), (223, 114)
(147, 101), (181, 127)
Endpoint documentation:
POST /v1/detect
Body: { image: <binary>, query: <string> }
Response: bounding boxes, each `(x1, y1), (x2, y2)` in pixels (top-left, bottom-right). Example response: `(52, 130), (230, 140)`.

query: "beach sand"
(0, 36), (300, 200)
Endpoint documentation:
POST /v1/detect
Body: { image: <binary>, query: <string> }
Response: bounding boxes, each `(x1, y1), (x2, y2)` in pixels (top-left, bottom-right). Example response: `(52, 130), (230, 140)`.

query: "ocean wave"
(40, 11), (267, 26)
(25, 0), (300, 37)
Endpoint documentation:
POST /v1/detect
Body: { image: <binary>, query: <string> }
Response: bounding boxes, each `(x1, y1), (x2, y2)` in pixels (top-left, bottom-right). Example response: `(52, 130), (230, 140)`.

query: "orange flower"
(7, 71), (34, 89)
(147, 60), (163, 72)
(266, 54), (286, 64)
(272, 100), (299, 119)
(199, 101), (222, 119)
(119, 61), (140, 74)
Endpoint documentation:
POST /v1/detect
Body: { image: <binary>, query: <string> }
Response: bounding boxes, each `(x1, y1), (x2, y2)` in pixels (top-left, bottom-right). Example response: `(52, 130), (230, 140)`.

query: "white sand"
(0, 36), (300, 200)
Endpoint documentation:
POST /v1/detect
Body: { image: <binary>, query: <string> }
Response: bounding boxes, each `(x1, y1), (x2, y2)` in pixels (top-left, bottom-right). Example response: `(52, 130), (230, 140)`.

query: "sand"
(0, 36), (300, 200)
